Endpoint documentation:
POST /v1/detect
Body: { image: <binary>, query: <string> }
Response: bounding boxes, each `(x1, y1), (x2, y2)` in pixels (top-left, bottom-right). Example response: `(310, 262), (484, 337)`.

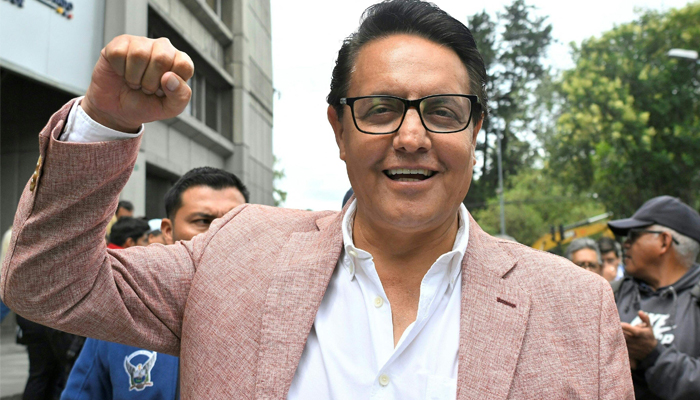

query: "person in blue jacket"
(61, 167), (249, 399)
(61, 339), (179, 399)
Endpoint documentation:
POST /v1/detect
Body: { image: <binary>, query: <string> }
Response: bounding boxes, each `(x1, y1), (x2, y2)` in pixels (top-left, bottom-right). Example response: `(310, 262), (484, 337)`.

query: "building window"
(187, 73), (220, 132)
(148, 7), (231, 138)
(206, 0), (221, 17)
(205, 80), (219, 131)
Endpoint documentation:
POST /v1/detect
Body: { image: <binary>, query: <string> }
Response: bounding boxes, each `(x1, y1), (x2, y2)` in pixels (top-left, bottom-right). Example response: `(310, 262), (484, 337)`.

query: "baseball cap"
(607, 196), (700, 243)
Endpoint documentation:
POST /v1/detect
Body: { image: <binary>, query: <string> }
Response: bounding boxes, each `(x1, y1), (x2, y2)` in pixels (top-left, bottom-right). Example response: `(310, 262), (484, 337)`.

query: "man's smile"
(383, 168), (436, 182)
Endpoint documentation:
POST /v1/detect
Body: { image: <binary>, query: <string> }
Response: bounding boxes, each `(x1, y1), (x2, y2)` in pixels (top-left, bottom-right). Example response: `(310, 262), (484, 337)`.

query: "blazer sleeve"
(597, 282), (634, 399)
(0, 99), (236, 356)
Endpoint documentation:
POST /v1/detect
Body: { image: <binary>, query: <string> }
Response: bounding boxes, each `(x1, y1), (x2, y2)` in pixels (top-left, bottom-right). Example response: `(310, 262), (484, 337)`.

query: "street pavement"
(0, 313), (27, 399)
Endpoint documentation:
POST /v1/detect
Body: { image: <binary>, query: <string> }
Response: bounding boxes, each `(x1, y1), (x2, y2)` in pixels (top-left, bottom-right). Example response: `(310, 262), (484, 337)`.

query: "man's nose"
(393, 108), (431, 153)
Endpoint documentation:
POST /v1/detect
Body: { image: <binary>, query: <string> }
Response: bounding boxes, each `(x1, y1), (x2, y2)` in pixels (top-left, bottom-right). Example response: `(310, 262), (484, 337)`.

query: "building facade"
(0, 0), (274, 234)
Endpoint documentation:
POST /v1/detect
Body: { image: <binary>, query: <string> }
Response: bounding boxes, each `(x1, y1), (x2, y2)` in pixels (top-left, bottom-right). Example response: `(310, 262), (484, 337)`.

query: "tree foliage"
(473, 168), (606, 245)
(550, 2), (700, 216)
(466, 0), (555, 206)
(273, 155), (287, 207)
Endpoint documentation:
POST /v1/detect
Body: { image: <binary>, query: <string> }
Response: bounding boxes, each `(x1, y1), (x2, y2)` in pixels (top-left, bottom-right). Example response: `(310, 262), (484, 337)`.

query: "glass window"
(205, 80), (219, 131)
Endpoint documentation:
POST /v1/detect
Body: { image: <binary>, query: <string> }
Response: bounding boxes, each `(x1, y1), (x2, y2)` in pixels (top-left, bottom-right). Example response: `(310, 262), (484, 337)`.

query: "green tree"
(551, 2), (700, 216)
(472, 168), (606, 245)
(466, 0), (555, 207)
(273, 156), (287, 207)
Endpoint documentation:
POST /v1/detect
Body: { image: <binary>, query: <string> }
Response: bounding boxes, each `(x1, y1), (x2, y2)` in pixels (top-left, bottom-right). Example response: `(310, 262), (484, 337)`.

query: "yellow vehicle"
(531, 212), (614, 253)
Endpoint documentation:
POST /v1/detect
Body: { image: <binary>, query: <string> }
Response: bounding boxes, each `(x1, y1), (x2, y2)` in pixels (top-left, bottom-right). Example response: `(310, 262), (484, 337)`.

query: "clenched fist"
(82, 35), (195, 133)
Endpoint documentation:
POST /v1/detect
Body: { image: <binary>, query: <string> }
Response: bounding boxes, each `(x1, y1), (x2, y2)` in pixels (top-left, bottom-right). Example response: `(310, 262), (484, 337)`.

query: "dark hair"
(109, 217), (150, 246)
(327, 0), (488, 120)
(164, 167), (249, 219)
(117, 200), (134, 213)
(597, 237), (621, 258)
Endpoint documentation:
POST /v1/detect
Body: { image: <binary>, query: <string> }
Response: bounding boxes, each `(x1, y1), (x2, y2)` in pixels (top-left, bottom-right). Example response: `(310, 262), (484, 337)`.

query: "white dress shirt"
(288, 200), (469, 400)
(59, 98), (145, 142)
(61, 103), (469, 400)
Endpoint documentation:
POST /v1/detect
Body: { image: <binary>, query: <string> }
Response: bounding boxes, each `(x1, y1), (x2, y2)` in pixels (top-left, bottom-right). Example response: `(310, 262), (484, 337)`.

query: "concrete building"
(0, 0), (274, 235)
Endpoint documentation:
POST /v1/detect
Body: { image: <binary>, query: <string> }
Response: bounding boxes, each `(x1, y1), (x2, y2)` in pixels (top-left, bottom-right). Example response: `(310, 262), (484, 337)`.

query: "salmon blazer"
(1, 100), (633, 399)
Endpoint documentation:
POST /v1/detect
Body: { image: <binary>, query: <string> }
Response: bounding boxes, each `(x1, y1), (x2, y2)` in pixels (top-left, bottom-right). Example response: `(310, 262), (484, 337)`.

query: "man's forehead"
(348, 34), (470, 96)
(179, 186), (244, 213)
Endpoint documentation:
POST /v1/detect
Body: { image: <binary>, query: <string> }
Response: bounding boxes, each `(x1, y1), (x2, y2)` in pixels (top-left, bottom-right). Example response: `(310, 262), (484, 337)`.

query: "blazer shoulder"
(232, 204), (338, 231)
(495, 238), (609, 296)
(198, 204), (340, 251)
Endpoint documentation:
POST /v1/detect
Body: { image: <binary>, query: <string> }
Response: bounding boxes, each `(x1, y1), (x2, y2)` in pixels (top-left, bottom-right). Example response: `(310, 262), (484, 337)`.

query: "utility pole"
(497, 130), (506, 236)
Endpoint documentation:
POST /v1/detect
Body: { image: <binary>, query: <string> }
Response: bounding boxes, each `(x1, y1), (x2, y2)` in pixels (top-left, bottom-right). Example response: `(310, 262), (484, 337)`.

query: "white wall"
(0, 0), (105, 93)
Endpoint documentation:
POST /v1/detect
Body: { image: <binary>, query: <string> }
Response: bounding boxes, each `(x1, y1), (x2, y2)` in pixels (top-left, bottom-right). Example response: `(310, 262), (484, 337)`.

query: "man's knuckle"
(152, 54), (173, 71)
(156, 37), (173, 47)
(132, 48), (152, 61)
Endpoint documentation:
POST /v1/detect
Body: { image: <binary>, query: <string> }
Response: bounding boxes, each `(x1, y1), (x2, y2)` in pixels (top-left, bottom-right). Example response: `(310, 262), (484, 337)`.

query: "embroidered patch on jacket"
(123, 350), (158, 391)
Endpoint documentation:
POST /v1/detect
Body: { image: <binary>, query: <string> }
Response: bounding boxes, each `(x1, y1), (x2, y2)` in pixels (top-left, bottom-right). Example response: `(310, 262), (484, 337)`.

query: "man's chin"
(376, 207), (457, 233)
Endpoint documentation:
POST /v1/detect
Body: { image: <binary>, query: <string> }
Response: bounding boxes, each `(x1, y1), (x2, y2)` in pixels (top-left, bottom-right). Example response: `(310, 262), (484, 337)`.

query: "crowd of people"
(564, 196), (700, 399)
(0, 0), (698, 399)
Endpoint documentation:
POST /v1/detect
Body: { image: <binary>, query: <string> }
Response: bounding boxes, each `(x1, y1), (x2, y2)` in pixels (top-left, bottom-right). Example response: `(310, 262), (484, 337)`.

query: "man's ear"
(659, 232), (674, 255)
(328, 105), (347, 161)
(470, 115), (484, 166)
(123, 237), (135, 248)
(161, 218), (174, 245)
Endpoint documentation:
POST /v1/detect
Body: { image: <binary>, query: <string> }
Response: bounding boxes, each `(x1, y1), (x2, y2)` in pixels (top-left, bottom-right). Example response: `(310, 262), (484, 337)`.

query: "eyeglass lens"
(352, 95), (472, 134)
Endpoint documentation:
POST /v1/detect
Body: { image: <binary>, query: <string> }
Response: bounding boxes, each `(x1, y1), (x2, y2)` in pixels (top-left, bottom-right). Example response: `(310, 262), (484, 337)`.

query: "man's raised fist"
(82, 35), (195, 133)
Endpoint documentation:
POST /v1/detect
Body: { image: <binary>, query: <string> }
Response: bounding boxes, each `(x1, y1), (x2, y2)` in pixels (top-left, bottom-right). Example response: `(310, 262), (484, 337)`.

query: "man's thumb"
(639, 310), (651, 326)
(160, 72), (191, 114)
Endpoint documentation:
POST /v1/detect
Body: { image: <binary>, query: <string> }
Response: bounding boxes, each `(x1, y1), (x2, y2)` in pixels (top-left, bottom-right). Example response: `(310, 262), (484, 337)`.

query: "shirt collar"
(341, 199), (470, 289)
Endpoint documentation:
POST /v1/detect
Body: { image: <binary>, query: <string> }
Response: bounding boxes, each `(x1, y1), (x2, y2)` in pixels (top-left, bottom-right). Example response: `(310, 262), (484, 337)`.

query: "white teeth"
(397, 178), (420, 182)
(387, 169), (434, 177)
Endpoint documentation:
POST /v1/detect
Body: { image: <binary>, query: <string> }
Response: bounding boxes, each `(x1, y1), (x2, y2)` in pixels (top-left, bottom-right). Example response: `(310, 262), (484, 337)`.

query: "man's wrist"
(81, 96), (141, 134)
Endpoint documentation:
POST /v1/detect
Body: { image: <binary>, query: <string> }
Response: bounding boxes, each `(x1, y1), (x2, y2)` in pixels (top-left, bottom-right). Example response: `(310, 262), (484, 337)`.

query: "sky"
(270, 0), (692, 212)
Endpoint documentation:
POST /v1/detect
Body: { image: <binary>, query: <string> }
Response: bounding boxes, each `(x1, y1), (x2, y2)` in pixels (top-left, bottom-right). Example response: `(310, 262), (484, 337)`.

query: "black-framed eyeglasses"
(339, 94), (480, 135)
(624, 229), (680, 245)
(575, 261), (601, 271)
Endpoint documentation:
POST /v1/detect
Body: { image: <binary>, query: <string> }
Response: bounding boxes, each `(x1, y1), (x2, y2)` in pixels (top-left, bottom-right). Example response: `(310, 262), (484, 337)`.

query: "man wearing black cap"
(608, 195), (700, 400)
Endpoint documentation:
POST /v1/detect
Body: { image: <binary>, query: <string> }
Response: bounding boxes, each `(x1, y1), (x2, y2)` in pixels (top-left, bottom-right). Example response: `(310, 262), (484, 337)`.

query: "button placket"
(373, 296), (384, 308)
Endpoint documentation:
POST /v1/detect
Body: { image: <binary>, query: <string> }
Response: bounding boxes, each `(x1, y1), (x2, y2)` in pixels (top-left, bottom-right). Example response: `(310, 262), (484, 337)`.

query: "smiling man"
(1, 1), (632, 398)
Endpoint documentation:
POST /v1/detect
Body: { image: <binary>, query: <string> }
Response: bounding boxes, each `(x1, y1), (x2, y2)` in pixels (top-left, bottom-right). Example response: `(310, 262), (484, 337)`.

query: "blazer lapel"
(254, 211), (344, 399)
(457, 216), (531, 400)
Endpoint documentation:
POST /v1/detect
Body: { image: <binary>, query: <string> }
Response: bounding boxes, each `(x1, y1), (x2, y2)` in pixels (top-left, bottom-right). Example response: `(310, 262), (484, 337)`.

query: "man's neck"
(351, 206), (461, 347)
(649, 260), (689, 290)
(351, 208), (460, 276)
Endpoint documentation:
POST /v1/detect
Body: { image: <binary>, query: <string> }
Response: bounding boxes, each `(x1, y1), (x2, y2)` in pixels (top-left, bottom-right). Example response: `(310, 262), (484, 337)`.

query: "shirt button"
(348, 249), (358, 257)
(378, 374), (390, 386)
(374, 296), (384, 308)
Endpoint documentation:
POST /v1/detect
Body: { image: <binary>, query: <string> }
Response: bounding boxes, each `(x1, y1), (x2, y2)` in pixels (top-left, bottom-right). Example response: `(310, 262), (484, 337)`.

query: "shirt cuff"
(59, 96), (144, 142)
